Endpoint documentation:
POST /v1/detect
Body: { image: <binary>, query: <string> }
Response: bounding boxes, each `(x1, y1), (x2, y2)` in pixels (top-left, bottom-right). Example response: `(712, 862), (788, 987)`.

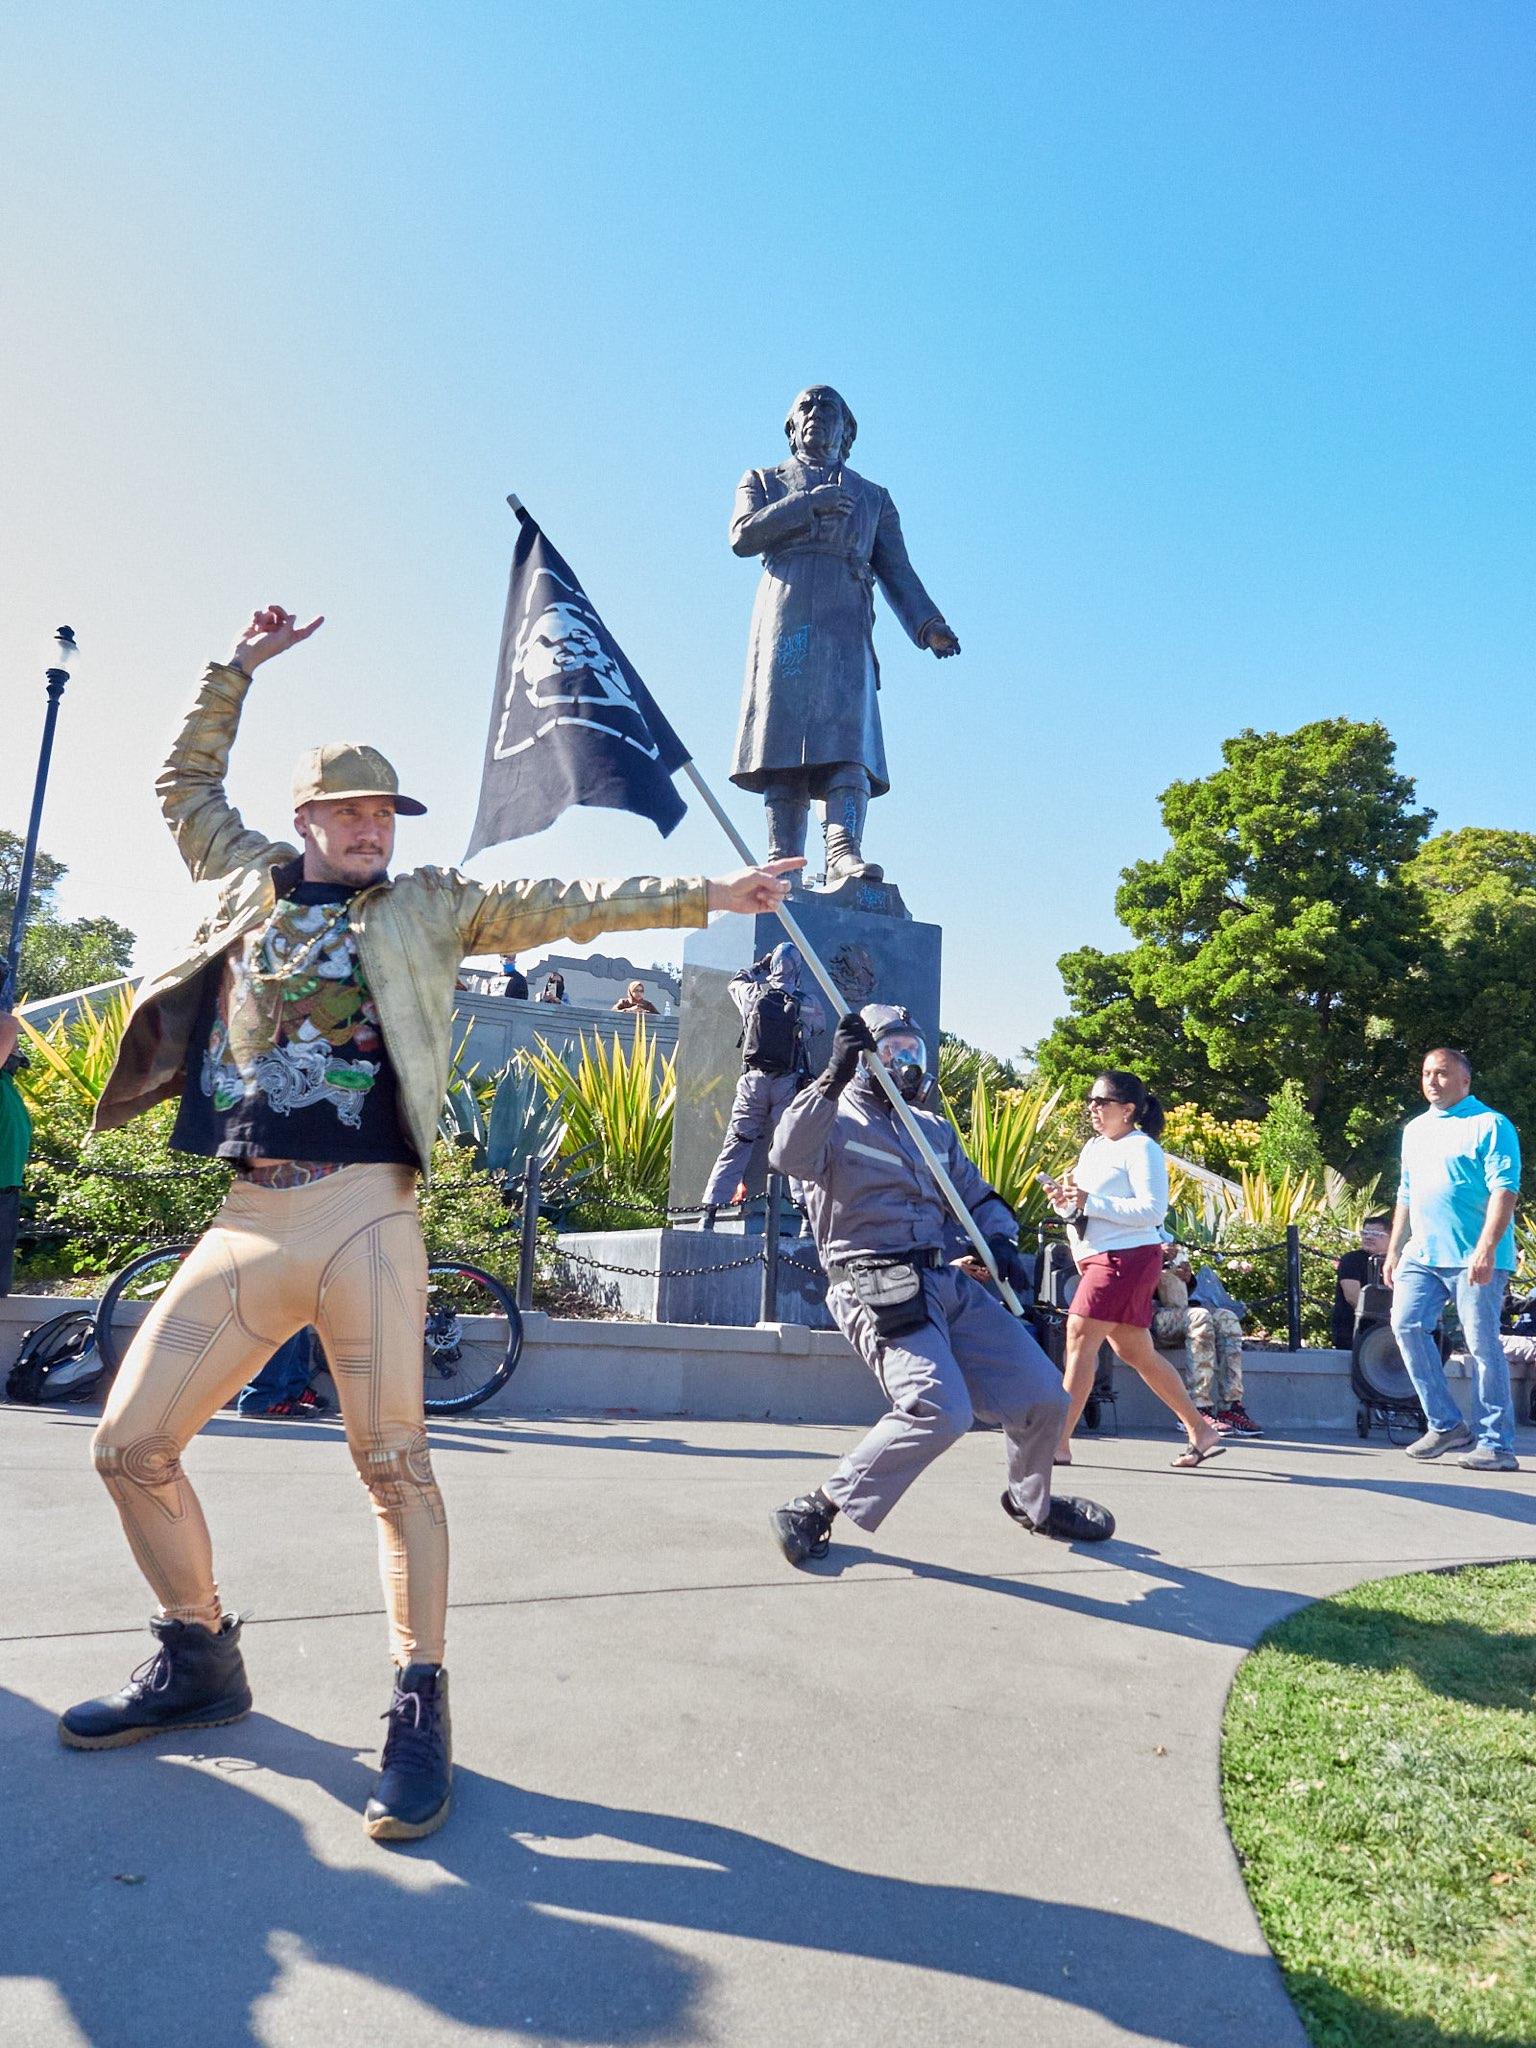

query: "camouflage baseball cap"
(290, 742), (426, 816)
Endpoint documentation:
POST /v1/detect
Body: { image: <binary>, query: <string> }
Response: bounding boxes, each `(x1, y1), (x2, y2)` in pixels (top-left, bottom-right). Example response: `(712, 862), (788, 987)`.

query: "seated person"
(1331, 1213), (1391, 1348)
(1152, 1245), (1260, 1435)
(613, 979), (658, 1015)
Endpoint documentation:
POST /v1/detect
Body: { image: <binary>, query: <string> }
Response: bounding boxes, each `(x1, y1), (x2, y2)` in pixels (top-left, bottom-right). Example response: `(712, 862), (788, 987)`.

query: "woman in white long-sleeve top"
(1045, 1070), (1226, 1470)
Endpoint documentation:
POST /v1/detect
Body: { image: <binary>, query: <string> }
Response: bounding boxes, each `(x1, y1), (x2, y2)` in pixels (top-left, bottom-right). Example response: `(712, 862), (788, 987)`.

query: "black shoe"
(365, 1664), (452, 1842)
(770, 1492), (835, 1565)
(1002, 1491), (1116, 1543)
(58, 1615), (252, 1750)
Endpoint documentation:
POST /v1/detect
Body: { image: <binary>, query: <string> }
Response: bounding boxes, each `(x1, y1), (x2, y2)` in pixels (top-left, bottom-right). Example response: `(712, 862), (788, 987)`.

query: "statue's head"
(785, 385), (857, 466)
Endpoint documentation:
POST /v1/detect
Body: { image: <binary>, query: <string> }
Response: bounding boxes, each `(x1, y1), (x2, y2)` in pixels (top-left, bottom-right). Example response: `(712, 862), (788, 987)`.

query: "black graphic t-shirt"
(172, 880), (417, 1167)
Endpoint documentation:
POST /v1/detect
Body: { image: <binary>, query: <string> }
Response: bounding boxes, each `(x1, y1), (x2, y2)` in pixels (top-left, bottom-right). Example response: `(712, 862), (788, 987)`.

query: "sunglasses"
(1085, 1094), (1128, 1108)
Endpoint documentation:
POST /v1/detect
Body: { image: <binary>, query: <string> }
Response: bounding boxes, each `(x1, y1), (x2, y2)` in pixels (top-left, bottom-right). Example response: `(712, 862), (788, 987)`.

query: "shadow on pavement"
(1, 1684), (1304, 2048)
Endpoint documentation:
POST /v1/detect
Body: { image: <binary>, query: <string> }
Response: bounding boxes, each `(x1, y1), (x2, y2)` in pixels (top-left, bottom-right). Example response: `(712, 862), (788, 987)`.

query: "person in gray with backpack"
(699, 943), (825, 1228)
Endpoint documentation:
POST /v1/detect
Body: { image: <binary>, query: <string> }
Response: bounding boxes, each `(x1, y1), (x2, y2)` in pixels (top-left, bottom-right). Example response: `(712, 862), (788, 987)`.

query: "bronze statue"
(727, 386), (959, 885)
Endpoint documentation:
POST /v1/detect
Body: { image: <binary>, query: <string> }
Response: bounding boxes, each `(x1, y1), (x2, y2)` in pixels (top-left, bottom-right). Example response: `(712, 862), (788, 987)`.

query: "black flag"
(464, 499), (691, 856)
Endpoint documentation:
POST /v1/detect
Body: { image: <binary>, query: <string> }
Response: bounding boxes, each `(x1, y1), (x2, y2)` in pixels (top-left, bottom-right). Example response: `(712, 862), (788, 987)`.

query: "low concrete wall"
(3, 1293), (1530, 1431)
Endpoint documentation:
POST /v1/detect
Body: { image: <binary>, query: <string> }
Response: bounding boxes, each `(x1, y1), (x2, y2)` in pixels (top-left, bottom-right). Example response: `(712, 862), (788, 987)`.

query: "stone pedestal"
(667, 894), (942, 1217)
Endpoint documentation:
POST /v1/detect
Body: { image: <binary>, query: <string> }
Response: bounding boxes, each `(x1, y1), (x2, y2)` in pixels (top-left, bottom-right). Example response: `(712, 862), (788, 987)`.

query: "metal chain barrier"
(554, 1244), (768, 1279)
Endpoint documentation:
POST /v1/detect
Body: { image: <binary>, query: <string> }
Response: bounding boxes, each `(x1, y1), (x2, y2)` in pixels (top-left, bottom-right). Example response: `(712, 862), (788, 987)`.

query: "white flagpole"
(679, 759), (1026, 1317)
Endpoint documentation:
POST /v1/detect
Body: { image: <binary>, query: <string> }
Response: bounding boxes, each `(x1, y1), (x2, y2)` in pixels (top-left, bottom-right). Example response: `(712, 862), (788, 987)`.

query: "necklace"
(237, 899), (355, 1053)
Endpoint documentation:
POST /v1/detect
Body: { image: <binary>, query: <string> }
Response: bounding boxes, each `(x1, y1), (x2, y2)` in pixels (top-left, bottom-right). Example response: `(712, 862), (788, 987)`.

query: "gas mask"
(878, 1035), (930, 1104)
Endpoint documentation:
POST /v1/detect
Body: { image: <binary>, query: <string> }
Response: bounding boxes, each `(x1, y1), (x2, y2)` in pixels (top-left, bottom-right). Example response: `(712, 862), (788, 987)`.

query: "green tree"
(1256, 1079), (1325, 1183)
(1035, 719), (1434, 1163)
(1401, 827), (1536, 1195)
(1, 828), (135, 1002)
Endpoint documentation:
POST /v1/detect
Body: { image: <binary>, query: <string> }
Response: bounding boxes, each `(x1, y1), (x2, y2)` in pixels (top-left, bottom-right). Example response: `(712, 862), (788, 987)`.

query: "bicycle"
(93, 1243), (524, 1416)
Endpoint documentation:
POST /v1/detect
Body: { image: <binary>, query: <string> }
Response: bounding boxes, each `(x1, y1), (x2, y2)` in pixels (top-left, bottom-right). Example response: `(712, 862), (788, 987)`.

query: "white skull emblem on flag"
(517, 601), (638, 714)
(495, 583), (659, 762)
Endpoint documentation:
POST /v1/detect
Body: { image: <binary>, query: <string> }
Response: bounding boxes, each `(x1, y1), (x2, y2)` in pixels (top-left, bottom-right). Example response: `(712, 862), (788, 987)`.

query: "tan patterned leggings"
(92, 1164), (447, 1665)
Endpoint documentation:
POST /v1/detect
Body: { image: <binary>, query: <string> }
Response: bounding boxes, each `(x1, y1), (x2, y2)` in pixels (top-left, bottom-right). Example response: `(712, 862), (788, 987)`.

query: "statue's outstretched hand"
(231, 605), (325, 675)
(707, 858), (804, 914)
(924, 621), (961, 658)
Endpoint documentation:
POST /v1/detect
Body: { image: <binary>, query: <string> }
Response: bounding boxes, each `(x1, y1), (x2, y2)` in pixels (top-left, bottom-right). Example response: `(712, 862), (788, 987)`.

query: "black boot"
(1002, 1491), (1116, 1543)
(58, 1615), (252, 1750)
(770, 1489), (837, 1565)
(365, 1664), (452, 1843)
(699, 1205), (718, 1233)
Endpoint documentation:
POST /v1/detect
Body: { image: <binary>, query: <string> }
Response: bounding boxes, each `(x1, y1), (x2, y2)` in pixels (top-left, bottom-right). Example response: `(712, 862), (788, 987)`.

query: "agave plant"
(524, 1019), (676, 1216)
(950, 1080), (1073, 1230)
(16, 986), (136, 1113)
(484, 1053), (568, 1180)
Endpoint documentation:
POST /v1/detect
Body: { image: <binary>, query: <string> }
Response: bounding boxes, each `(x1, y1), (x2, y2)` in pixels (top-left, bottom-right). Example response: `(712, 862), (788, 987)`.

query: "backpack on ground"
(7, 1309), (104, 1405)
(740, 986), (803, 1075)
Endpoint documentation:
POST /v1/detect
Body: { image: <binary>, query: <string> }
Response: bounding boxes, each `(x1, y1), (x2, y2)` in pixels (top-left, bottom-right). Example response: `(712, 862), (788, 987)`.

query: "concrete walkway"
(5, 1405), (1534, 2048)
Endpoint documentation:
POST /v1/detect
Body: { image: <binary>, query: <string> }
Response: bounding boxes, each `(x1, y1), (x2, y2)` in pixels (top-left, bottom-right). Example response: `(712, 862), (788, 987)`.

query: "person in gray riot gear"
(728, 386), (960, 885)
(699, 943), (826, 1228)
(766, 1004), (1115, 1564)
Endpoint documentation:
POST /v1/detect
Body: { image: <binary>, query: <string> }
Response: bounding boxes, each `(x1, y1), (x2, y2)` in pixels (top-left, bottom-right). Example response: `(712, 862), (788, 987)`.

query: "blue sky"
(2, 2), (1531, 1057)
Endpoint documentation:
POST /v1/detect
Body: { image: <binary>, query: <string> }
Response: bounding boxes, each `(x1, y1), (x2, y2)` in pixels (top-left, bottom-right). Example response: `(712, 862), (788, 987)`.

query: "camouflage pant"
(1151, 1305), (1244, 1409)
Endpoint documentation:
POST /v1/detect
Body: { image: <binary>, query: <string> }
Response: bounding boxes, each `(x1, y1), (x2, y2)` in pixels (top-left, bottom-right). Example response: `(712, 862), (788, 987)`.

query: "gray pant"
(825, 1265), (1068, 1530)
(702, 1070), (801, 1207)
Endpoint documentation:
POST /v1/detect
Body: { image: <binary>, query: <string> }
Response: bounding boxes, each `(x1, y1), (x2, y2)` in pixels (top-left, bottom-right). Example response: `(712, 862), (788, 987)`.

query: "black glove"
(819, 1011), (876, 1095)
(986, 1234), (1033, 1295)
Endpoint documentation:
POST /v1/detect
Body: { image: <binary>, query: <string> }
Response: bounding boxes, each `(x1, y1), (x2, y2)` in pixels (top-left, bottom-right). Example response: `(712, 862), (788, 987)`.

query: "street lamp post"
(2, 627), (80, 1009)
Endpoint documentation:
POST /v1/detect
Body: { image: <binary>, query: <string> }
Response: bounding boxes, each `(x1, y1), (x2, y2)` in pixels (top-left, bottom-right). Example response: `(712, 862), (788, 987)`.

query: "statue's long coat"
(727, 459), (944, 798)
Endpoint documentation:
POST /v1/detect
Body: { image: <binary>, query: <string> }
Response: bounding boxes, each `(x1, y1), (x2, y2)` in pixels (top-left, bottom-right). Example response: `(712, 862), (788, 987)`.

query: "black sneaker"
(365, 1664), (452, 1843)
(1002, 1491), (1116, 1543)
(58, 1615), (252, 1750)
(770, 1492), (835, 1565)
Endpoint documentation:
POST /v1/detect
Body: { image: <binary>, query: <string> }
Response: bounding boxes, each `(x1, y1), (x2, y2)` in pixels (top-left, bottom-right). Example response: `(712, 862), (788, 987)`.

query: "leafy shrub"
(1256, 1079), (1326, 1183)
(19, 1094), (229, 1282)
(1160, 1104), (1262, 1180)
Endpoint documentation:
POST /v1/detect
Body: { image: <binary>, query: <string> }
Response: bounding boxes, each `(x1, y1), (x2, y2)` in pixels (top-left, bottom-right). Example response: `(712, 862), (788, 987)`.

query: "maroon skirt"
(1068, 1243), (1163, 1329)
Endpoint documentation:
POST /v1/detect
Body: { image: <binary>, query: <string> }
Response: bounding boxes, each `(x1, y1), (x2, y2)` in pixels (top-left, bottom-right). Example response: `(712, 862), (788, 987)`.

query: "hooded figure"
(761, 1005), (1115, 1566)
(698, 945), (827, 1225)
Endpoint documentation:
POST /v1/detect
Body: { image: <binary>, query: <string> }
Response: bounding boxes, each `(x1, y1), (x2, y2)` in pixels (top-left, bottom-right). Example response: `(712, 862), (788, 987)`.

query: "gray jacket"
(728, 461), (944, 796)
(770, 1071), (1015, 1268)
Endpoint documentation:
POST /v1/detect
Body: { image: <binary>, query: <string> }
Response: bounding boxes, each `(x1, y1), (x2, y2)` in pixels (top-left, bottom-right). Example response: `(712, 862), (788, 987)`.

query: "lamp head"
(50, 627), (79, 679)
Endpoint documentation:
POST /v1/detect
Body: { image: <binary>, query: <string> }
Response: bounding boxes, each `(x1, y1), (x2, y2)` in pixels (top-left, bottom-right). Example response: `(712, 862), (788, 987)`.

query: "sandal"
(1172, 1438), (1226, 1469)
(1053, 1449), (1073, 1467)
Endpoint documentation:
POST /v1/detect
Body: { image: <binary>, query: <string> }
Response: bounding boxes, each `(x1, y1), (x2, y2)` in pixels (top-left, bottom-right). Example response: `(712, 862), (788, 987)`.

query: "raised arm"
(156, 604), (324, 883)
(770, 1011), (873, 1180)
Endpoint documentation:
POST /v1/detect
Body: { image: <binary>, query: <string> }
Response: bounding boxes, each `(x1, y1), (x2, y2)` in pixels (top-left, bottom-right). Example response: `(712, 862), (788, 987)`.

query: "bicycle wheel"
(95, 1241), (196, 1377)
(421, 1258), (523, 1415)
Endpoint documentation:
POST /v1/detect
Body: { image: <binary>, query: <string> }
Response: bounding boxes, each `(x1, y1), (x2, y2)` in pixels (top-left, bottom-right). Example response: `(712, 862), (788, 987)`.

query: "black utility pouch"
(844, 1258), (929, 1340)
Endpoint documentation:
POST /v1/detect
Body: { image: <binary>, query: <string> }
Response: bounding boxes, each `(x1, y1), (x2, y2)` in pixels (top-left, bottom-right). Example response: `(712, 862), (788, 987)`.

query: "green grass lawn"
(1223, 1563), (1536, 2047)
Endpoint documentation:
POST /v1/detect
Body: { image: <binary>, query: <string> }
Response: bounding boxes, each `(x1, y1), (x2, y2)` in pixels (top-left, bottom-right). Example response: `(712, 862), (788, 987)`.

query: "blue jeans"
(1389, 1257), (1514, 1453)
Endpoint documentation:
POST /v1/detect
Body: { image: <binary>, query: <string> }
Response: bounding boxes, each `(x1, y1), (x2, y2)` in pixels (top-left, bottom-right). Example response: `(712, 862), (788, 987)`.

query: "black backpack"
(740, 986), (803, 1076)
(7, 1309), (103, 1404)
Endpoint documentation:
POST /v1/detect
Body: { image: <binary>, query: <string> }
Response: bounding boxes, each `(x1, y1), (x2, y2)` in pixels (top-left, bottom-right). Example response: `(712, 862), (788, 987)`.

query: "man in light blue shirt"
(1386, 1048), (1522, 1469)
